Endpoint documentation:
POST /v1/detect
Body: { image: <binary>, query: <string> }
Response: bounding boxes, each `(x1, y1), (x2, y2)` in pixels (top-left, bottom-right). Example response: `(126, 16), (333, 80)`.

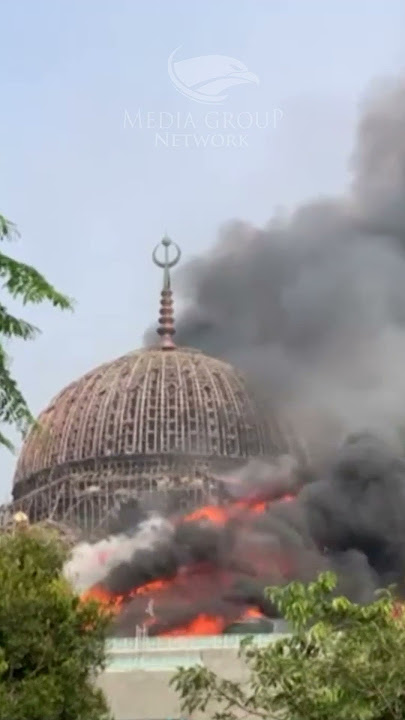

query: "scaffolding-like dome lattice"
(15, 348), (277, 486)
(4, 236), (298, 536)
(12, 346), (290, 531)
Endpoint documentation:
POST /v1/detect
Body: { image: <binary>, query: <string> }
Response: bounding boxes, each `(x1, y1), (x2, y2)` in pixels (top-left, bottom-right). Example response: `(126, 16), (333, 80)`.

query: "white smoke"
(64, 514), (174, 592)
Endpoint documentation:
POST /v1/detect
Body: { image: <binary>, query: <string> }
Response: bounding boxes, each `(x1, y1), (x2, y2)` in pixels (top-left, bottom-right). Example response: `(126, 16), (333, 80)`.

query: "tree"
(0, 523), (113, 720)
(0, 213), (72, 450)
(172, 573), (405, 720)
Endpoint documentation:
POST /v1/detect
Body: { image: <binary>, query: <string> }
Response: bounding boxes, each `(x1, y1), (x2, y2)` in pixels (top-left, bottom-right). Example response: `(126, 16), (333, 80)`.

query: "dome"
(13, 345), (280, 494)
(9, 235), (296, 533)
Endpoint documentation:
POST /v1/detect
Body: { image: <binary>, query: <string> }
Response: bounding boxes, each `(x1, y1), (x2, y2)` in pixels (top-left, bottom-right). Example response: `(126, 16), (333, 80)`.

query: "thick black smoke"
(164, 77), (405, 458)
(93, 76), (405, 634)
(95, 432), (405, 635)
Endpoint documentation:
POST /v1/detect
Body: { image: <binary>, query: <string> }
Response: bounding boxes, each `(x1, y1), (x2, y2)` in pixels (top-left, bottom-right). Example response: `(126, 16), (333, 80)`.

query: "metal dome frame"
(8, 346), (293, 537)
(1, 237), (302, 537)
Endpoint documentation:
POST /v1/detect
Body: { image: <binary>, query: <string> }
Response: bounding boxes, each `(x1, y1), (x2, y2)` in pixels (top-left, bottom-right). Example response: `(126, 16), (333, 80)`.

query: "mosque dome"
(11, 237), (293, 532)
(14, 345), (279, 490)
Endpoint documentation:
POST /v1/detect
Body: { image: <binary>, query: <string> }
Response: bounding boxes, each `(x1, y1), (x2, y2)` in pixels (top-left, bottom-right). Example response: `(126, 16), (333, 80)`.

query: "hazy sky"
(0, 0), (404, 500)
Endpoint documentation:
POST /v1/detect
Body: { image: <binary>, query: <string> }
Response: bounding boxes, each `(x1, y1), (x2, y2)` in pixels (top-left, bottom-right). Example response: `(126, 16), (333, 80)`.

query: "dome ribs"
(6, 235), (300, 532)
(77, 364), (114, 460)
(212, 370), (242, 457)
(185, 352), (206, 455)
(173, 352), (185, 453)
(11, 348), (282, 532)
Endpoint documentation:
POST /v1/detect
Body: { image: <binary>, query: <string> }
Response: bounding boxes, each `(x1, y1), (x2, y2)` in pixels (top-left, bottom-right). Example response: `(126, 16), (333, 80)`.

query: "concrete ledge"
(106, 631), (286, 654)
(105, 633), (288, 672)
(107, 651), (204, 672)
(100, 637), (292, 719)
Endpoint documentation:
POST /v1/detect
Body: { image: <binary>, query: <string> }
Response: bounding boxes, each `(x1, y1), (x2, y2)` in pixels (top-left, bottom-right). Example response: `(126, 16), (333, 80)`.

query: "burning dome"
(10, 237), (291, 534)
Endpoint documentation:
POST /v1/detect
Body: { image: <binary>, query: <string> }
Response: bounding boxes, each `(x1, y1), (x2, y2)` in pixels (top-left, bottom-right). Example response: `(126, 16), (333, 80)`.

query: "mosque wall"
(98, 633), (286, 720)
(99, 648), (248, 720)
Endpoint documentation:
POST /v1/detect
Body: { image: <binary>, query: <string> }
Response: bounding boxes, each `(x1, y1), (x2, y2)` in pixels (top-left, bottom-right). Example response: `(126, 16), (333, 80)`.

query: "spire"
(152, 235), (181, 350)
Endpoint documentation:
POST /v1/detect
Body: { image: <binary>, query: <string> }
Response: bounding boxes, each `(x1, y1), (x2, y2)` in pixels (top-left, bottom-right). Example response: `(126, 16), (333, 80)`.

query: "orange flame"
(82, 492), (295, 635)
(184, 505), (229, 524)
(240, 606), (264, 620)
(161, 613), (226, 636)
(183, 496), (274, 526)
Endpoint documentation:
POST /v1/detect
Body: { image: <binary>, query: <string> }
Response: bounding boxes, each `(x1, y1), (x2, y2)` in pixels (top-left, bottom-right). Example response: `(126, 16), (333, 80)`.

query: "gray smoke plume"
(167, 77), (405, 459)
(80, 77), (405, 635)
(219, 455), (301, 501)
(81, 432), (405, 635)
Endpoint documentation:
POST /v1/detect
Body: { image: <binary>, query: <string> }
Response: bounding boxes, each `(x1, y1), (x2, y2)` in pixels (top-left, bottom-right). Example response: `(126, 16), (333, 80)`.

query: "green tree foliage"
(0, 525), (113, 720)
(0, 213), (72, 449)
(172, 572), (405, 720)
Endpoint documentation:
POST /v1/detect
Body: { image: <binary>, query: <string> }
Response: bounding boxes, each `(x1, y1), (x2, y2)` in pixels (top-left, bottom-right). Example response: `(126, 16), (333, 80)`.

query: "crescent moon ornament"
(152, 235), (181, 349)
(152, 237), (181, 269)
(152, 236), (181, 289)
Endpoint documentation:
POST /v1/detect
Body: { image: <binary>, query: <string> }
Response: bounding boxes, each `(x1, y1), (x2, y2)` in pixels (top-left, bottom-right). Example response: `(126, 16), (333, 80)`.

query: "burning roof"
(66, 434), (405, 637)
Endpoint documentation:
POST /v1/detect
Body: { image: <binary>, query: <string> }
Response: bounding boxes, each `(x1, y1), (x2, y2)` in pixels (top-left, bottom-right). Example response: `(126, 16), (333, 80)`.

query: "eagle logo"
(168, 47), (259, 105)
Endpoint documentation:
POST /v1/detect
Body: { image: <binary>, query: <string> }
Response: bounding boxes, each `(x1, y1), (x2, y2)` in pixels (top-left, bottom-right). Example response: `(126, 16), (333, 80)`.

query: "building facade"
(99, 632), (288, 720)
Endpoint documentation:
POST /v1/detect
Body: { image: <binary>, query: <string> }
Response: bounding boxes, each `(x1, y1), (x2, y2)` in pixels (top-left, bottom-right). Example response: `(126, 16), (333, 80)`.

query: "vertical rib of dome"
(13, 348), (277, 489)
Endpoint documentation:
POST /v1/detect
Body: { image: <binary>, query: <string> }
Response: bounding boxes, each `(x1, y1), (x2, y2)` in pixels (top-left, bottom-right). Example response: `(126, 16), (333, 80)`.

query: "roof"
(13, 236), (293, 496)
(14, 346), (279, 489)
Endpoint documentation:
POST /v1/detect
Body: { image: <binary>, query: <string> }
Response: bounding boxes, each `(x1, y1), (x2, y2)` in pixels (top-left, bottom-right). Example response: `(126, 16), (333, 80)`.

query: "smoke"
(219, 455), (302, 501)
(302, 432), (405, 590)
(69, 433), (405, 634)
(64, 515), (173, 592)
(69, 77), (405, 633)
(164, 77), (405, 458)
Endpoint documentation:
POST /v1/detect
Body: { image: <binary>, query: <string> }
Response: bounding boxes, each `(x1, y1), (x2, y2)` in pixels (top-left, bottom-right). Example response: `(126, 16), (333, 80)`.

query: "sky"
(0, 0), (404, 500)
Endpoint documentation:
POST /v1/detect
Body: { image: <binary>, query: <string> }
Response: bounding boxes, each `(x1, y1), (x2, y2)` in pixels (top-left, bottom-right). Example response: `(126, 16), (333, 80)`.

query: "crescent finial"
(152, 236), (181, 288)
(152, 235), (182, 349)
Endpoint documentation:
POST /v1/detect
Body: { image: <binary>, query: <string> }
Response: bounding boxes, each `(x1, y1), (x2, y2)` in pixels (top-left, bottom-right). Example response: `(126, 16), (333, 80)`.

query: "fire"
(182, 493), (293, 526)
(161, 614), (226, 636)
(82, 492), (295, 636)
(82, 585), (114, 605)
(81, 585), (123, 615)
(241, 606), (264, 620)
(184, 505), (229, 524)
(135, 578), (172, 595)
(157, 605), (266, 637)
